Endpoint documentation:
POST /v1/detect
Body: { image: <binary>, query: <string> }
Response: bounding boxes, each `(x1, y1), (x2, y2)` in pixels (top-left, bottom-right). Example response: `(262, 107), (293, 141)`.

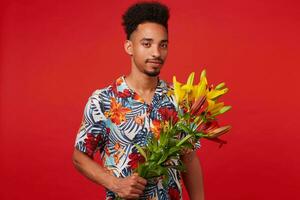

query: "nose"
(151, 45), (161, 58)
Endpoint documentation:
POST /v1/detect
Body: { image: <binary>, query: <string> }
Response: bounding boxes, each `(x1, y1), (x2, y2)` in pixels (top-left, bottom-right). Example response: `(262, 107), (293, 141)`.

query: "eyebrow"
(140, 38), (169, 43)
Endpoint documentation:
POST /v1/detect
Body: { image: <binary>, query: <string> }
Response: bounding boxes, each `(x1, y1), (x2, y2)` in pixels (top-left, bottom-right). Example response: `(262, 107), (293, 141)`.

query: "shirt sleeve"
(194, 139), (201, 150)
(74, 90), (108, 158)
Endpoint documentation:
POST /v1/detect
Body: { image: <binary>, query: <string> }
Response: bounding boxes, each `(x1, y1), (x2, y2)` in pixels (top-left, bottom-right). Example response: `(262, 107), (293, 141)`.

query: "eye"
(160, 43), (168, 49)
(142, 42), (151, 48)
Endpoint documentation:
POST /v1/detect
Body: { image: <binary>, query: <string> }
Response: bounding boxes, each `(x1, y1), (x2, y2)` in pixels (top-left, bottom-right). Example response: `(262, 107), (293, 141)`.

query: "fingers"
(126, 187), (143, 195)
(133, 182), (146, 191)
(118, 186), (143, 199)
(125, 193), (140, 199)
(115, 173), (147, 199)
(131, 174), (147, 190)
(133, 173), (147, 186)
(137, 176), (147, 185)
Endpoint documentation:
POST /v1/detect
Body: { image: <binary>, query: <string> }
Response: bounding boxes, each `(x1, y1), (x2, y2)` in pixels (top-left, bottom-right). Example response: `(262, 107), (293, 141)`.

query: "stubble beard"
(144, 69), (160, 77)
(133, 57), (163, 77)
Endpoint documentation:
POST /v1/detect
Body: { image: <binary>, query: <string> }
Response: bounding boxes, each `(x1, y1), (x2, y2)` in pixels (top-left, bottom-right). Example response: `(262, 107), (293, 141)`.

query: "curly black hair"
(122, 1), (170, 40)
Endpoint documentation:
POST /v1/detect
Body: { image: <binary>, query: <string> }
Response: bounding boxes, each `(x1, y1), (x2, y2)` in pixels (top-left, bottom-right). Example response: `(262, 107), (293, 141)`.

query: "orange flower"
(135, 115), (145, 125)
(105, 147), (110, 156)
(114, 142), (120, 150)
(105, 97), (131, 125)
(150, 120), (161, 139)
(114, 153), (120, 164)
(116, 77), (123, 86)
(133, 92), (144, 103)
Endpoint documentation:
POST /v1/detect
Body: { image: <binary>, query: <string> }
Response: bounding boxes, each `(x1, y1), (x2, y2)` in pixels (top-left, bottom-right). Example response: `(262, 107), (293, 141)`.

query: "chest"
(103, 94), (174, 145)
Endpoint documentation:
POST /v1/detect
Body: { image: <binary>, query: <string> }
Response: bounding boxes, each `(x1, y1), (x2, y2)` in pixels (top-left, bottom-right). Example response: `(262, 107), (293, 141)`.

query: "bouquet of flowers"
(117, 69), (231, 199)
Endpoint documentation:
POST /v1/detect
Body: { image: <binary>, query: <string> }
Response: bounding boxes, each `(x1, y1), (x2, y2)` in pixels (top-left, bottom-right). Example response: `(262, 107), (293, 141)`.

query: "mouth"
(148, 60), (162, 64)
(147, 62), (162, 68)
(147, 58), (163, 64)
(147, 60), (163, 67)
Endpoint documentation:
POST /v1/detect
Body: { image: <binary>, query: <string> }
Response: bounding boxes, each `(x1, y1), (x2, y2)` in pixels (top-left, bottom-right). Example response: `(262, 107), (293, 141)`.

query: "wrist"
(106, 175), (119, 192)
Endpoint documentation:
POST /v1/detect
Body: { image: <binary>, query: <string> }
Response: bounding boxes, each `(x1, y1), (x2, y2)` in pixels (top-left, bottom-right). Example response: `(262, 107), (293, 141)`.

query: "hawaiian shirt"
(74, 76), (201, 200)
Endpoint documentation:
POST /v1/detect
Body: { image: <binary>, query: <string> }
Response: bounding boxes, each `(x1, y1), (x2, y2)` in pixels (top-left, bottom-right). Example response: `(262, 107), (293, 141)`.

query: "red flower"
(84, 133), (102, 157)
(128, 152), (145, 170)
(117, 89), (132, 98)
(111, 80), (132, 98)
(158, 107), (179, 124)
(190, 96), (207, 116)
(197, 120), (228, 148)
(151, 119), (162, 139)
(168, 187), (180, 200)
(197, 120), (219, 132)
(133, 92), (144, 103)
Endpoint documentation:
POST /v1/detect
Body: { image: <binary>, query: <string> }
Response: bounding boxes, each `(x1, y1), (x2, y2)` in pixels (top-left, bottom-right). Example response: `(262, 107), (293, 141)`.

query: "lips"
(149, 61), (161, 63)
(147, 59), (163, 64)
(149, 61), (161, 64)
(147, 61), (163, 67)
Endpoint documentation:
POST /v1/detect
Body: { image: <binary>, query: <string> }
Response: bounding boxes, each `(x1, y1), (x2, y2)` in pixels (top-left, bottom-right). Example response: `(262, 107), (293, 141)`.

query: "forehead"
(131, 22), (168, 42)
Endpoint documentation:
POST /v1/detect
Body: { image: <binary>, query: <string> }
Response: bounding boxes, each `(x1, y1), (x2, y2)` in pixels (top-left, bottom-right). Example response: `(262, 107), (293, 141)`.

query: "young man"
(72, 2), (204, 199)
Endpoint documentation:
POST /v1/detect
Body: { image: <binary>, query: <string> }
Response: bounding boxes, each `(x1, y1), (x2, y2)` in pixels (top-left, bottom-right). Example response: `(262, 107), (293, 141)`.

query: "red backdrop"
(1, 0), (299, 199)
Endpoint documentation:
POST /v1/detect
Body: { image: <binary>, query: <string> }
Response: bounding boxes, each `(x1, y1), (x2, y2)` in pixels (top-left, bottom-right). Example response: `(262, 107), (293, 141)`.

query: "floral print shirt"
(74, 76), (200, 200)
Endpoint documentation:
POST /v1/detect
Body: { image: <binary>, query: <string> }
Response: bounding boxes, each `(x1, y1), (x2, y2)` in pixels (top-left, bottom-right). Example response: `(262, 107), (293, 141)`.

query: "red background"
(1, 0), (299, 199)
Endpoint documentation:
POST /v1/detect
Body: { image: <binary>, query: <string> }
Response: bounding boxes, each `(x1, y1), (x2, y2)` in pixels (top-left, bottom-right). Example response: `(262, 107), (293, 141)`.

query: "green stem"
(176, 134), (193, 147)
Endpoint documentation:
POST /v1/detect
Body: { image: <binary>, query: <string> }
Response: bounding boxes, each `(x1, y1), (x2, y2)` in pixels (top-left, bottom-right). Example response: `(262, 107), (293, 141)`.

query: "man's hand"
(111, 173), (147, 199)
(72, 149), (147, 199)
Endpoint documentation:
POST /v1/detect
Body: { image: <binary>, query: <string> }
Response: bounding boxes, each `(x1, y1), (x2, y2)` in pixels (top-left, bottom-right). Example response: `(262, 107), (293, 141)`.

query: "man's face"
(128, 22), (168, 77)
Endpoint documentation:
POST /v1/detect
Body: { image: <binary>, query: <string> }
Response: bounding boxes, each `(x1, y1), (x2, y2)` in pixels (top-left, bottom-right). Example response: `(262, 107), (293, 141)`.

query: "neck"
(125, 68), (159, 94)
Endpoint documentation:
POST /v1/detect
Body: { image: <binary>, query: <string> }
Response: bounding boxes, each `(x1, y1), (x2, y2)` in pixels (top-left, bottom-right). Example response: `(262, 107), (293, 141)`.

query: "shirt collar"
(113, 75), (169, 98)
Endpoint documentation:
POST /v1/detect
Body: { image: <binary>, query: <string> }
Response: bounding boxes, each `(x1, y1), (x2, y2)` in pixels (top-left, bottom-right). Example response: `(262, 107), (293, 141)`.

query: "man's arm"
(180, 151), (205, 200)
(72, 148), (147, 199)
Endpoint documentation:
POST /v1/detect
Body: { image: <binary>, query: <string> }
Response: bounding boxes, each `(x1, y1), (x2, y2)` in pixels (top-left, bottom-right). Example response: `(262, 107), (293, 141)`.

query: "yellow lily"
(173, 72), (196, 105)
(173, 76), (185, 104)
(192, 69), (208, 101)
(207, 99), (232, 117)
(181, 72), (195, 93)
(207, 85), (229, 100)
(207, 99), (223, 115)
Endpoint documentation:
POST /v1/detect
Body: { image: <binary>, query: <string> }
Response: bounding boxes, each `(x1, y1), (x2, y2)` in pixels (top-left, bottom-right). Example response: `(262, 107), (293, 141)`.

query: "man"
(72, 1), (204, 199)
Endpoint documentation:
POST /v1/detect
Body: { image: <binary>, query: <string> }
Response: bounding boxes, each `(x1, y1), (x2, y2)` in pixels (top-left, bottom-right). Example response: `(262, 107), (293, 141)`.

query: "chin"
(144, 70), (160, 77)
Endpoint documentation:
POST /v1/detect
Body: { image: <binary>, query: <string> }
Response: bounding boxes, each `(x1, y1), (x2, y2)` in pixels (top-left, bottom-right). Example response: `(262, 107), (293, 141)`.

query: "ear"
(124, 40), (133, 56)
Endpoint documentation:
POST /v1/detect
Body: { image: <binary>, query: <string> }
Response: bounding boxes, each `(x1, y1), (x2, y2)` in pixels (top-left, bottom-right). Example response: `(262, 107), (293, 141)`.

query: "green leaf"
(162, 174), (170, 187)
(157, 151), (169, 165)
(177, 123), (190, 134)
(195, 132), (204, 137)
(215, 82), (226, 90)
(149, 152), (162, 162)
(167, 164), (186, 172)
(159, 131), (167, 148)
(219, 106), (232, 114)
(138, 163), (147, 177)
(180, 142), (194, 149)
(168, 146), (181, 156)
(146, 166), (168, 178)
(169, 138), (178, 147)
(134, 144), (148, 162)
(176, 134), (193, 147)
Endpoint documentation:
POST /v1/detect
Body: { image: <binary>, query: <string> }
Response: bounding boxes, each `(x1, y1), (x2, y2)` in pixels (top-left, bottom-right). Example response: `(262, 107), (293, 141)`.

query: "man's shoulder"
(88, 83), (115, 103)
(91, 85), (112, 96)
